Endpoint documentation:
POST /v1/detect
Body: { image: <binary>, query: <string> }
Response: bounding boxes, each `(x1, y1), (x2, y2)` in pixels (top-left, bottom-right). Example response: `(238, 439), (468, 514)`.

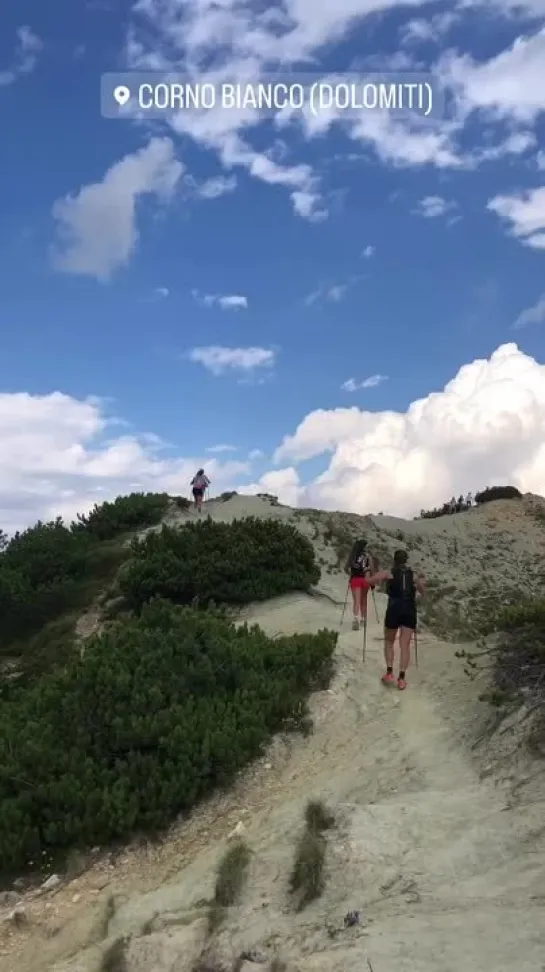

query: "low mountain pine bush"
(74, 492), (170, 541)
(119, 515), (321, 612)
(0, 598), (335, 875)
(474, 485), (522, 504)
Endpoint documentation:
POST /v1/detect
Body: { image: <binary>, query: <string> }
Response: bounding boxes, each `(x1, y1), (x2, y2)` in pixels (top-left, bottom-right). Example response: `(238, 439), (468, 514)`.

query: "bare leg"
(384, 627), (396, 668)
(398, 627), (413, 673)
(350, 588), (360, 627)
(358, 588), (368, 621)
(351, 589), (359, 618)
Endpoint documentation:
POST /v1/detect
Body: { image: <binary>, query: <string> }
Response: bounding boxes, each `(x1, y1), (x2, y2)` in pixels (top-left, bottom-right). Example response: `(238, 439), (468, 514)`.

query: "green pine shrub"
(474, 485), (522, 504)
(289, 799), (335, 911)
(74, 492), (170, 540)
(118, 516), (320, 613)
(0, 599), (335, 875)
(208, 838), (251, 932)
(493, 600), (545, 705)
(0, 494), (169, 661)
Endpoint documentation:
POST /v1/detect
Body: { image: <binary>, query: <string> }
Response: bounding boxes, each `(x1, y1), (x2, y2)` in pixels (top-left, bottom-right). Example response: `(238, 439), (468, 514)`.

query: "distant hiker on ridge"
(368, 549), (425, 691)
(191, 469), (210, 514)
(345, 538), (376, 631)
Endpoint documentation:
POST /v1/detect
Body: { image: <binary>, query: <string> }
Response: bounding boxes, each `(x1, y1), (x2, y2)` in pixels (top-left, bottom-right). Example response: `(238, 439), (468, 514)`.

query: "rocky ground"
(2, 493), (545, 972)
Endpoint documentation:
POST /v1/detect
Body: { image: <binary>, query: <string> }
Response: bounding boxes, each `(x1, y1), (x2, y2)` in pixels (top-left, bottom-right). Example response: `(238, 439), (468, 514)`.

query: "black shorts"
(384, 600), (416, 631)
(192, 487), (204, 499)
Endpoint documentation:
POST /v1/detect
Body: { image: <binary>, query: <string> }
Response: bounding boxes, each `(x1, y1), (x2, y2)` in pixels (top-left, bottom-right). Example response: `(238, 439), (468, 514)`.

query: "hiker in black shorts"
(190, 469), (210, 513)
(368, 549), (425, 690)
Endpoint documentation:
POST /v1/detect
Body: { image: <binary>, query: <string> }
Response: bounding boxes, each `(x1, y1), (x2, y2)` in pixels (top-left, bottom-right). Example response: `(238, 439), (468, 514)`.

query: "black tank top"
(387, 566), (415, 602)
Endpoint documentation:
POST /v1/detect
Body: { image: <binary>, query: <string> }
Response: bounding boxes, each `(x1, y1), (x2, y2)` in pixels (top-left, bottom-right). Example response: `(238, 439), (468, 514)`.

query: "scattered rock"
(40, 874), (61, 893)
(228, 821), (246, 840)
(240, 948), (268, 963)
(90, 875), (110, 892)
(0, 891), (19, 908)
(72, 893), (82, 904)
(4, 906), (27, 927)
(344, 910), (362, 927)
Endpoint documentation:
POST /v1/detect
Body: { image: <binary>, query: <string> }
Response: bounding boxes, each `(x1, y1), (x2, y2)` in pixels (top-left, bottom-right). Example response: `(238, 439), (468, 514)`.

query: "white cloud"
(513, 294), (545, 328)
(51, 138), (183, 281)
(206, 444), (238, 453)
(0, 26), (43, 86)
(401, 12), (458, 45)
(195, 174), (237, 198)
(154, 286), (169, 298)
(291, 190), (328, 222)
(304, 275), (363, 306)
(361, 245), (375, 258)
(413, 194), (458, 218)
(274, 343), (545, 516)
(488, 185), (545, 249)
(438, 27), (545, 124)
(342, 375), (388, 391)
(241, 467), (302, 507)
(128, 0), (471, 211)
(327, 284), (348, 302)
(122, 4), (545, 205)
(192, 290), (248, 309)
(188, 345), (276, 376)
(0, 392), (248, 534)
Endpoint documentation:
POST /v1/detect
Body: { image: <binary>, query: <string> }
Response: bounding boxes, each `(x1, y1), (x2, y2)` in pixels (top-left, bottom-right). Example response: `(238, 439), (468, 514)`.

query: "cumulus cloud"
(439, 27), (545, 124)
(361, 245), (375, 258)
(342, 375), (388, 391)
(274, 343), (545, 517)
(51, 138), (183, 281)
(188, 345), (276, 375)
(241, 467), (302, 507)
(122, 2), (545, 208)
(413, 195), (458, 218)
(0, 392), (248, 534)
(0, 26), (43, 86)
(488, 185), (545, 249)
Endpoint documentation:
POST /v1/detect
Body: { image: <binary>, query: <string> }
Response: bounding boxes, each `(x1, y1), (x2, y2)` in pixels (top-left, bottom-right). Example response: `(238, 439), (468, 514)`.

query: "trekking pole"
(338, 581), (350, 635)
(362, 618), (367, 664)
(414, 628), (419, 669)
(371, 588), (379, 624)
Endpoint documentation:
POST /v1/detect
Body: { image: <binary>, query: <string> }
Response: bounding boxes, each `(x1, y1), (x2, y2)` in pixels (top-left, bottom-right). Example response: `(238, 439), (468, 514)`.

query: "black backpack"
(350, 549), (371, 575)
(387, 566), (415, 601)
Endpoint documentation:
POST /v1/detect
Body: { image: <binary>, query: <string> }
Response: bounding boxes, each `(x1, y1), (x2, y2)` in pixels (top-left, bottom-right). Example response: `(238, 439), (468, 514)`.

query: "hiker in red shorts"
(345, 539), (375, 630)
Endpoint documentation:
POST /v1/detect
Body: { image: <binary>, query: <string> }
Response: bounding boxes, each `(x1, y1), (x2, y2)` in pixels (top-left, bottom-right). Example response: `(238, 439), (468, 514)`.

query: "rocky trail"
(2, 497), (545, 971)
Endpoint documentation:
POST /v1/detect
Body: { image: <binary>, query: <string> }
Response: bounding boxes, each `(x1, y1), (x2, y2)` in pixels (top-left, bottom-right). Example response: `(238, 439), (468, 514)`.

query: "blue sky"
(1, 0), (545, 530)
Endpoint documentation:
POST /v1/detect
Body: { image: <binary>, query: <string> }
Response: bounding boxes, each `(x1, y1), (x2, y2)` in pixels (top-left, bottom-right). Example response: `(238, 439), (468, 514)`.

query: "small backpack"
(351, 550), (371, 574)
(388, 566), (415, 601)
(193, 474), (208, 489)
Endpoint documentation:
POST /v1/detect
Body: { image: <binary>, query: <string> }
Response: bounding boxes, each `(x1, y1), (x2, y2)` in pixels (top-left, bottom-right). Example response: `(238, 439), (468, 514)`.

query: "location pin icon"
(113, 85), (131, 106)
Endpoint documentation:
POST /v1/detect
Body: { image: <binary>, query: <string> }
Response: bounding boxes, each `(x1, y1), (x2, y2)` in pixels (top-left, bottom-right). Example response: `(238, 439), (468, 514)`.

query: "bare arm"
(367, 569), (391, 586)
(415, 575), (426, 595)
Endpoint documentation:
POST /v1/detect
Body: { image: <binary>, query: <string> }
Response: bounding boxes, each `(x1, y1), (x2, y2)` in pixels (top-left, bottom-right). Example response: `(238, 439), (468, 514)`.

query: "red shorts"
(350, 577), (371, 592)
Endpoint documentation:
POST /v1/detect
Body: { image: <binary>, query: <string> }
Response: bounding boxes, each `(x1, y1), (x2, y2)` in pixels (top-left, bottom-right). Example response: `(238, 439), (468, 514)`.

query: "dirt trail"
(3, 499), (545, 971)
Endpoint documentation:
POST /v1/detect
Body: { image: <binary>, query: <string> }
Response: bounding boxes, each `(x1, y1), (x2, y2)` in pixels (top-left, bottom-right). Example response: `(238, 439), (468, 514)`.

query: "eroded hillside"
(1, 492), (545, 972)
